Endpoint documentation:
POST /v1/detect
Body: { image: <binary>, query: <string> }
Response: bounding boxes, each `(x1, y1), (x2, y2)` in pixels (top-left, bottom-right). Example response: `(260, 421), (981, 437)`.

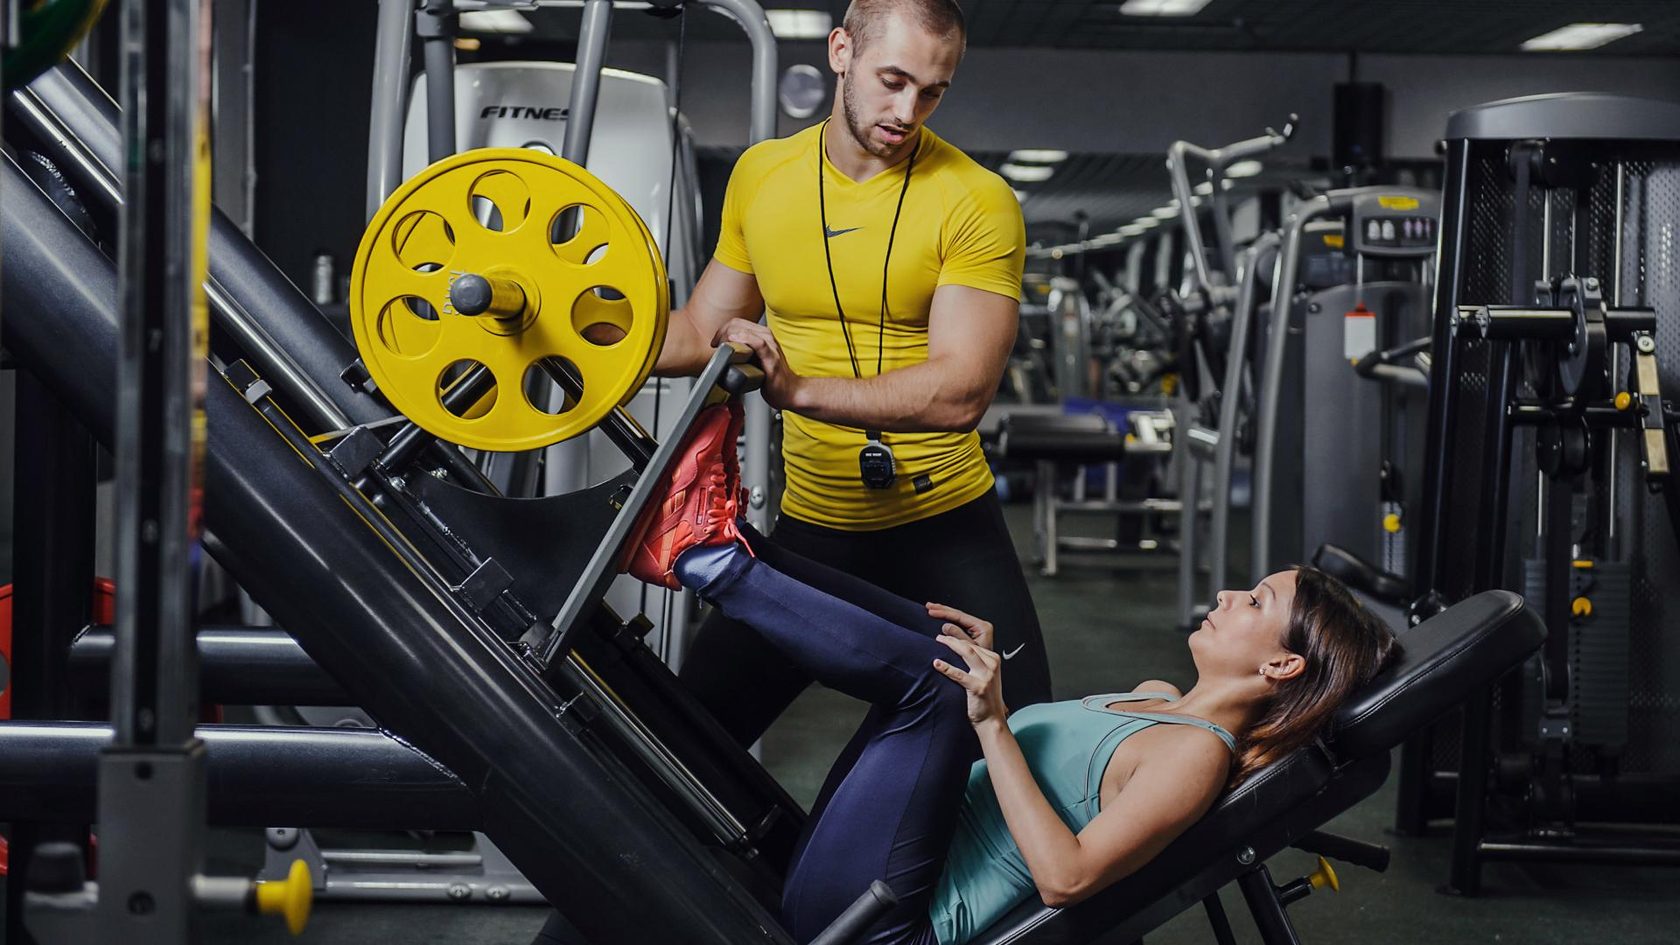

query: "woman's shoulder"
(1122, 721), (1234, 782)
(1130, 680), (1184, 699)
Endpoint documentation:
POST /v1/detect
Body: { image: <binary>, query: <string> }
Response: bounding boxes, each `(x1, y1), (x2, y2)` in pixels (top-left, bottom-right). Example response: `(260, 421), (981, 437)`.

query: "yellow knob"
(1308, 855), (1340, 893)
(1382, 513), (1402, 534)
(1125, 433), (1138, 445)
(255, 859), (313, 935)
(1162, 373), (1179, 396)
(1572, 597), (1593, 618)
(1615, 392), (1633, 411)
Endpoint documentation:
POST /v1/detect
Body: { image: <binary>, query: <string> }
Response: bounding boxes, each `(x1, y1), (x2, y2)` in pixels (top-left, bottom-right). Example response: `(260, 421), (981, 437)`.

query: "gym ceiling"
(511, 1), (1680, 243)
(528, 1), (1680, 54)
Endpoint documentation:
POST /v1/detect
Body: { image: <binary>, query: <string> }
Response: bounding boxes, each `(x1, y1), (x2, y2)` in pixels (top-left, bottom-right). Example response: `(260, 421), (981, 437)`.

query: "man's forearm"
(652, 308), (716, 377)
(789, 359), (991, 433)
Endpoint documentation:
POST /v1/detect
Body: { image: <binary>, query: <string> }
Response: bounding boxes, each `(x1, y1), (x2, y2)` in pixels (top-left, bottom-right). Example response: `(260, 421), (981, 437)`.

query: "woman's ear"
(1261, 652), (1305, 683)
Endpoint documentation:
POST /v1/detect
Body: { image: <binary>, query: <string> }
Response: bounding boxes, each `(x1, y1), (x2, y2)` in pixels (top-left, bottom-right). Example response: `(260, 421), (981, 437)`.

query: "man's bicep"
(684, 258), (765, 339)
(927, 284), (1019, 378)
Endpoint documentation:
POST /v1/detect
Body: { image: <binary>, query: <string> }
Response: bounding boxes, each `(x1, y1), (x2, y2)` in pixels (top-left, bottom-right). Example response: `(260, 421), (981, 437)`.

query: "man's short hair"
(843, 0), (967, 53)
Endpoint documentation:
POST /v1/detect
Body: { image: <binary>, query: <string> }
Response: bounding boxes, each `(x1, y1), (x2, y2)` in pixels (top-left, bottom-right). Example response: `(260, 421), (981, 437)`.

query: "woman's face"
(1189, 569), (1302, 681)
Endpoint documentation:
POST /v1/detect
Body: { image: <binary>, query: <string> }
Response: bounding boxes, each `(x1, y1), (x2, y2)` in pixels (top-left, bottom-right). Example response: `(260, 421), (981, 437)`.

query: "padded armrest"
(997, 413), (1128, 462)
(1312, 544), (1411, 606)
(1333, 590), (1542, 757)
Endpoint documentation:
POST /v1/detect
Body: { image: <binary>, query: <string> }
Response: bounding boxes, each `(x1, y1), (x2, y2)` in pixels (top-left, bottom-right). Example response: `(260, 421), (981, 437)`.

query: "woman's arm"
(932, 615), (1225, 909)
(981, 727), (1228, 907)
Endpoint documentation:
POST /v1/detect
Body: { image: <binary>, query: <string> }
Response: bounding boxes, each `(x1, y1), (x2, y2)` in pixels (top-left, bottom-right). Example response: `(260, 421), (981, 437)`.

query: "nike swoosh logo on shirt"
(824, 225), (863, 238)
(1001, 644), (1026, 661)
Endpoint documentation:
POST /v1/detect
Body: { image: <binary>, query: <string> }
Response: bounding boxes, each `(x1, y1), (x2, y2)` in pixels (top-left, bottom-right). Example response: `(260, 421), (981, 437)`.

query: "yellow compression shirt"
(713, 123), (1026, 530)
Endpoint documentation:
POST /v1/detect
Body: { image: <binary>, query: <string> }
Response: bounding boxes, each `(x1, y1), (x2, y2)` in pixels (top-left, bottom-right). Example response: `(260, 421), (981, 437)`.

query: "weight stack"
(1571, 562), (1632, 752)
(1522, 558), (1632, 754)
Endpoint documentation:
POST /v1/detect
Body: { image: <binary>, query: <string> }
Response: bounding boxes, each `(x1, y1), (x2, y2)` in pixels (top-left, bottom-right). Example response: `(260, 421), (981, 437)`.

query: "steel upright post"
(1395, 139), (1471, 837)
(97, 0), (214, 939)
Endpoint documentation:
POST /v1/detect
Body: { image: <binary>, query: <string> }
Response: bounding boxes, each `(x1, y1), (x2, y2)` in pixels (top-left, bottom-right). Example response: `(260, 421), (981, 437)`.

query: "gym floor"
(3, 507), (1676, 944)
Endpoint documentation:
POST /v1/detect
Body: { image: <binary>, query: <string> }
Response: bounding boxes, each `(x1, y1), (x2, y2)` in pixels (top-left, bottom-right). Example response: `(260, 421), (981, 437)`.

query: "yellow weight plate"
(350, 148), (669, 452)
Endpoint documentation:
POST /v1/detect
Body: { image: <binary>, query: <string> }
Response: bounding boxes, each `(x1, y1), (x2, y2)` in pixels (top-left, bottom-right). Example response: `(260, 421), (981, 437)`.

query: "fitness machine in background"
(1162, 117), (1297, 629)
(1248, 187), (1439, 603)
(1400, 92), (1680, 894)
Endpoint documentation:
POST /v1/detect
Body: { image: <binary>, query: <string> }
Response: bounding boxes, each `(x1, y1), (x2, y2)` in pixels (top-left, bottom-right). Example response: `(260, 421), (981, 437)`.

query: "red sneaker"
(624, 403), (748, 590)
(722, 400), (746, 517)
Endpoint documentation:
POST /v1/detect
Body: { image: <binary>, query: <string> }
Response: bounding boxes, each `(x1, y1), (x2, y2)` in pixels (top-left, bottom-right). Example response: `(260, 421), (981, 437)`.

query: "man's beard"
(841, 78), (909, 160)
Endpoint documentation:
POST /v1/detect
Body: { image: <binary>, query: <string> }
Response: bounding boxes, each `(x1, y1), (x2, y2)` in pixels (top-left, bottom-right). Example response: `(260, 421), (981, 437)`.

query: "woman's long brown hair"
(1230, 566), (1400, 785)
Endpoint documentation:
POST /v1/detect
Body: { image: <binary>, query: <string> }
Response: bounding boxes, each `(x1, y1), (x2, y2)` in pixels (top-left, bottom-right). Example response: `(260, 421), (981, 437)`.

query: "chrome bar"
(367, 0), (414, 217)
(699, 0), (779, 531)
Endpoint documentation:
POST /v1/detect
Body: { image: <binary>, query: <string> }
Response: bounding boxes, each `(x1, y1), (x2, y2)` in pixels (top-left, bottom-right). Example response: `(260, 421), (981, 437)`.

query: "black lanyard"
(817, 118), (916, 391)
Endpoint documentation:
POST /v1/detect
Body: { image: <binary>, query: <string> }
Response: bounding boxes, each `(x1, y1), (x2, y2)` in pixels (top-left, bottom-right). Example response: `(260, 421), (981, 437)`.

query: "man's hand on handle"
(713, 317), (803, 411)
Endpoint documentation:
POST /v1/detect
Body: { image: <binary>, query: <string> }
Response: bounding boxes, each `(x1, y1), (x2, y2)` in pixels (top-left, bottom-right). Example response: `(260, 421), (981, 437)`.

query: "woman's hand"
(927, 602), (994, 651)
(933, 630), (1008, 728)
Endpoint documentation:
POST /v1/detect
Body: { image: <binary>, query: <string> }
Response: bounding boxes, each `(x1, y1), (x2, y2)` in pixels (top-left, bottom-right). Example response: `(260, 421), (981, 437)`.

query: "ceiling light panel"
(1000, 162), (1055, 182)
(1008, 149), (1070, 164)
(766, 9), (833, 40)
(458, 9), (534, 33)
(1520, 23), (1643, 51)
(1119, 0), (1213, 17)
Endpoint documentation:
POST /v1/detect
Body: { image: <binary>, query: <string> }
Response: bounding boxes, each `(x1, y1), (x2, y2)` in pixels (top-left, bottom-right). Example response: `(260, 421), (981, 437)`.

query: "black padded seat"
(970, 590), (1544, 945)
(996, 413), (1129, 463)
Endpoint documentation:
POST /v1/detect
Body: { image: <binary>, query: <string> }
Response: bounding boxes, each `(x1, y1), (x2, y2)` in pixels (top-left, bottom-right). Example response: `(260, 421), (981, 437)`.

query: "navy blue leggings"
(679, 535), (979, 945)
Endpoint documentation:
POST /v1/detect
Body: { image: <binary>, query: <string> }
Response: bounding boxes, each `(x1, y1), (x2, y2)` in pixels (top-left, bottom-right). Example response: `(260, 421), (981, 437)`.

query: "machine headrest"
(1330, 590), (1542, 758)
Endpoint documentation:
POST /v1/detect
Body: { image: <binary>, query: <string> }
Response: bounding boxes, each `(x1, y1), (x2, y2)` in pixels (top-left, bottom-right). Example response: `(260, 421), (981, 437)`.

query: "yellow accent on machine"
(1308, 856), (1339, 893)
(255, 859), (314, 935)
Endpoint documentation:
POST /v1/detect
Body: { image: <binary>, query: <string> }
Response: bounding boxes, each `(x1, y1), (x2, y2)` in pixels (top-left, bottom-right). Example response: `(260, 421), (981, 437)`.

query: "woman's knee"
(910, 663), (970, 722)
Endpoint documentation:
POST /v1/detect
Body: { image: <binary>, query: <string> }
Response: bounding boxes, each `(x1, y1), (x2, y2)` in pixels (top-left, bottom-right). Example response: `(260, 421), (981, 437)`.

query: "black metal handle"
(720, 340), (765, 395)
(1353, 335), (1432, 379)
(1458, 305), (1576, 341)
(1293, 829), (1391, 873)
(807, 880), (898, 945)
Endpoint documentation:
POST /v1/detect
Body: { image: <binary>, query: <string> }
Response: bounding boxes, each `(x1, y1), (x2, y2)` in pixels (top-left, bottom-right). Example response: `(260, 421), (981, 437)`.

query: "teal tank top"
(927, 693), (1236, 945)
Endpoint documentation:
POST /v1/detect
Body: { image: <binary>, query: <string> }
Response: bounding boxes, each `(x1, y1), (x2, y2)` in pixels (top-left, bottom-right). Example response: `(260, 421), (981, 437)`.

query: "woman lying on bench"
(622, 404), (1400, 945)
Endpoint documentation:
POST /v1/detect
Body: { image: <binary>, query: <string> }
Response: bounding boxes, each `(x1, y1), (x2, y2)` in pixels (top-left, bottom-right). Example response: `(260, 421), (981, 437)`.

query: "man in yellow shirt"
(653, 0), (1051, 746)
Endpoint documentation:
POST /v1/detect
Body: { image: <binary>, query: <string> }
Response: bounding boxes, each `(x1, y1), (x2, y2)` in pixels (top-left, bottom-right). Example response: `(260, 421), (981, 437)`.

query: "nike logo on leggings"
(1000, 644), (1026, 660)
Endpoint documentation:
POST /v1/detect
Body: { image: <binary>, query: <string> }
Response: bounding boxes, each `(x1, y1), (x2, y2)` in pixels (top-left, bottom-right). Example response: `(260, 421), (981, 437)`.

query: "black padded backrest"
(1332, 590), (1543, 757)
